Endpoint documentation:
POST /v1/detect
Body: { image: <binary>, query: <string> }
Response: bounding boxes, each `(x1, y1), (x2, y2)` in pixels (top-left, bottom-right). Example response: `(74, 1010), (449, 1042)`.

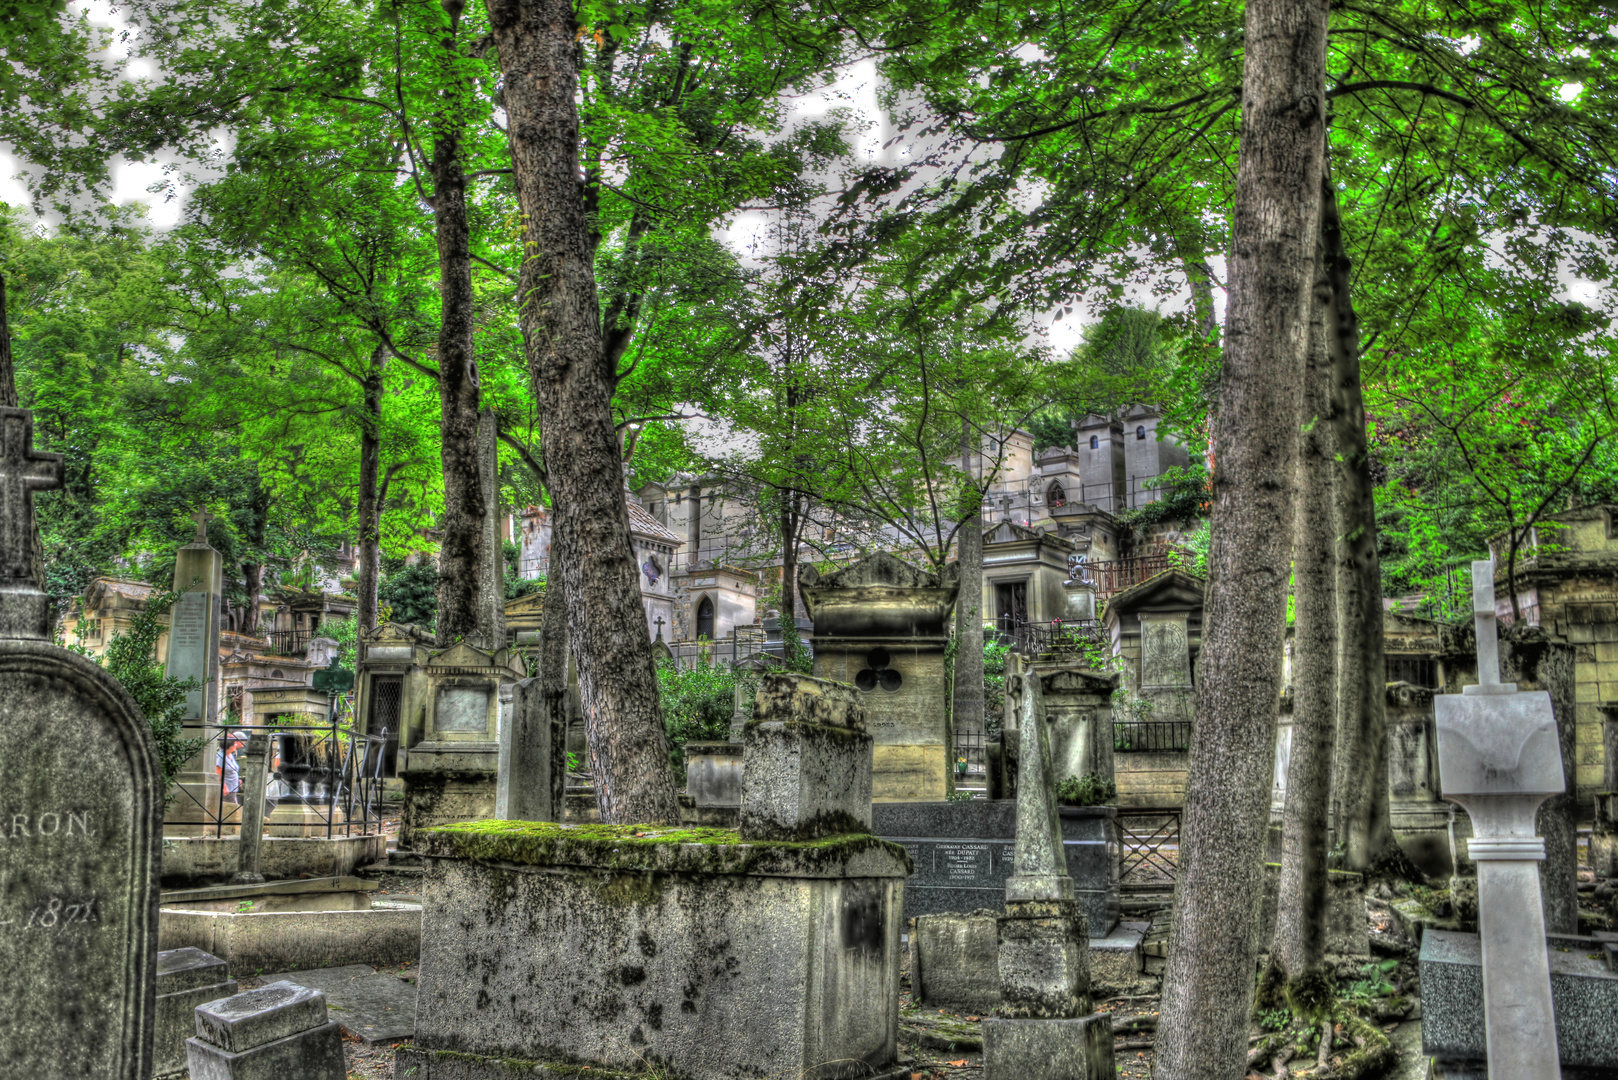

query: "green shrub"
(656, 657), (737, 782)
(62, 590), (203, 809)
(377, 562), (438, 627)
(1054, 773), (1117, 807)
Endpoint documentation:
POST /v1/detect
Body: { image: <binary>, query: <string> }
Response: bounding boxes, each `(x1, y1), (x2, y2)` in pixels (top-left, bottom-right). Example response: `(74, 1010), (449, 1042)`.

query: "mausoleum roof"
(627, 500), (681, 545)
(1103, 568), (1205, 617)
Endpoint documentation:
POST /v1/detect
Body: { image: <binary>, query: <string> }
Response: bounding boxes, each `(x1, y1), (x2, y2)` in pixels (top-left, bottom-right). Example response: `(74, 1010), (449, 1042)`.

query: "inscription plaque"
(164, 590), (211, 718)
(436, 686), (491, 733)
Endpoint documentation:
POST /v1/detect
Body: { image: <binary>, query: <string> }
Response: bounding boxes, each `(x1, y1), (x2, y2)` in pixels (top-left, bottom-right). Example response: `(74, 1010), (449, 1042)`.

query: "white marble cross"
(1434, 559), (1564, 1080)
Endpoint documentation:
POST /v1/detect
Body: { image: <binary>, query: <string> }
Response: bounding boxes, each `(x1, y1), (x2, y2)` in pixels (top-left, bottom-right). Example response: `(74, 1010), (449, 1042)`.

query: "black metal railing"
(1008, 618), (1107, 661)
(172, 713), (387, 840)
(262, 628), (314, 656)
(954, 728), (986, 776)
(1113, 720), (1193, 753)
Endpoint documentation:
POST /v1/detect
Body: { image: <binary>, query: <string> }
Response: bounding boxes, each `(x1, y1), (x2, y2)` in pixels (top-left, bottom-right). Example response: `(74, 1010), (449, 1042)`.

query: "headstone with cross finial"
(0, 404), (162, 1077)
(1431, 559), (1564, 1080)
(162, 510), (225, 834)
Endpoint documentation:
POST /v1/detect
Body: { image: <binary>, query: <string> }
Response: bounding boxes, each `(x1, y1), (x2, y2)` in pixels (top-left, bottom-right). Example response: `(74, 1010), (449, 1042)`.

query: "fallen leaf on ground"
(947, 1060), (968, 1067)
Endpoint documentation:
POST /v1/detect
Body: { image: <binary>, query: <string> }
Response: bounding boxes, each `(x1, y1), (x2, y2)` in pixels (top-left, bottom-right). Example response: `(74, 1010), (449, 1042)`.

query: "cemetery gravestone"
(1137, 611), (1193, 724)
(0, 404), (163, 1078)
(1429, 560), (1564, 1080)
(165, 510), (226, 833)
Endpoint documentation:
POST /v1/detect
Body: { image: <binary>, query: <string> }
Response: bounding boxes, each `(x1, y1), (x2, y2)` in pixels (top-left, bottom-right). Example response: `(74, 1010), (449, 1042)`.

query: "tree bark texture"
(539, 564), (569, 815)
(954, 424), (985, 751)
(1322, 172), (1397, 874)
(1271, 238), (1339, 986)
(1499, 627), (1580, 935)
(357, 345), (386, 633)
(486, 0), (681, 826)
(1153, 0), (1328, 1073)
(430, 49), (487, 647)
(0, 273), (16, 408)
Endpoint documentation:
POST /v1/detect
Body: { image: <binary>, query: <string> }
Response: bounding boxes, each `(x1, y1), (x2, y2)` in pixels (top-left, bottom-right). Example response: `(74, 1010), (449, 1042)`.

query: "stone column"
(1433, 561), (1563, 1080)
(230, 734), (269, 884)
(164, 512), (225, 834)
(1137, 611), (1193, 724)
(739, 673), (872, 841)
(473, 410), (507, 653)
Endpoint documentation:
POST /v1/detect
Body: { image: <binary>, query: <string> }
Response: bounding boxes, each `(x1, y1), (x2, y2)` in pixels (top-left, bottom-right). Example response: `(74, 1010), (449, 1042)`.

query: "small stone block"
(997, 901), (1090, 1019)
(156, 978), (238, 1078)
(185, 1019), (346, 1080)
(157, 947), (231, 993)
(751, 671), (865, 729)
(194, 981), (329, 1053)
(912, 913), (1002, 1011)
(982, 1014), (1115, 1080)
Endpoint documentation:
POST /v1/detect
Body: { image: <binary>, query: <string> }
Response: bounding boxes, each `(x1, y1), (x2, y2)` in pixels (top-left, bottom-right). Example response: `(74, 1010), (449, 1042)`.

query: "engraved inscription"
(0, 893), (101, 931)
(0, 810), (97, 840)
(936, 842), (991, 883)
(165, 590), (211, 717)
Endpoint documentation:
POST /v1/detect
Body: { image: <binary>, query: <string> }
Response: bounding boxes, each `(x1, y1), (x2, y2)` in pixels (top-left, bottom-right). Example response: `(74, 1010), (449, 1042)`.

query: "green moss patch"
(422, 819), (913, 878)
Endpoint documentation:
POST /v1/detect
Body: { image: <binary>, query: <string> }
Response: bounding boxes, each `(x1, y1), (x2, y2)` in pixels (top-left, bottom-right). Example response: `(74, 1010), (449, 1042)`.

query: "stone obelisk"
(982, 671), (1115, 1080)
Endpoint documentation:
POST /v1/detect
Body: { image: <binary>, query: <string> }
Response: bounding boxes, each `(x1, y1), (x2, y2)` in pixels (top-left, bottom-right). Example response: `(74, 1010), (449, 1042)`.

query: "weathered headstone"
(1137, 611), (1193, 724)
(1430, 560), (1564, 1080)
(165, 509), (225, 833)
(495, 676), (555, 822)
(739, 672), (873, 840)
(982, 670), (1114, 1080)
(185, 981), (346, 1080)
(0, 405), (163, 1078)
(155, 947), (236, 1078)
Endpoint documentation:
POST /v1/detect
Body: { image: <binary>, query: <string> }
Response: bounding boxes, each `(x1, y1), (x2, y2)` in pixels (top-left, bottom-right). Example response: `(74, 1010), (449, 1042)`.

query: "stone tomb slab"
(873, 801), (1119, 936)
(265, 963), (417, 1044)
(1421, 929), (1618, 1071)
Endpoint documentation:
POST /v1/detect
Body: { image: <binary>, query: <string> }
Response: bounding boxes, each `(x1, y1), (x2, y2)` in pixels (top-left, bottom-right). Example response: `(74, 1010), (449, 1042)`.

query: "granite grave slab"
(872, 799), (1118, 935)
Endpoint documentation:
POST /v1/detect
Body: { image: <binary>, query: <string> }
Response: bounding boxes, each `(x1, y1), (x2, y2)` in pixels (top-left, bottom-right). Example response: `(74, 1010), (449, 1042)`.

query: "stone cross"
(0, 407), (64, 639)
(190, 509), (211, 545)
(1433, 560), (1564, 1080)
(655, 616), (666, 642)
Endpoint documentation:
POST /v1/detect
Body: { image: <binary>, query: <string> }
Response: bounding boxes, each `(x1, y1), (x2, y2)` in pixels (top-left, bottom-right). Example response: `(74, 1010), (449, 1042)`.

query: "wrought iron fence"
(1076, 553), (1175, 597)
(1113, 720), (1193, 753)
(173, 715), (388, 840)
(1008, 618), (1107, 661)
(1117, 807), (1181, 887)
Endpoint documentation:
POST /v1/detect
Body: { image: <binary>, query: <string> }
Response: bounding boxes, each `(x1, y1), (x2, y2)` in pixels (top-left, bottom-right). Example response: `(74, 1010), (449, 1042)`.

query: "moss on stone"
(422, 819), (912, 878)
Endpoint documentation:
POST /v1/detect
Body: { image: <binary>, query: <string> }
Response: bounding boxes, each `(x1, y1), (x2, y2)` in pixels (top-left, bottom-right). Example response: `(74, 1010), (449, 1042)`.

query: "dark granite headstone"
(0, 405), (163, 1079)
(872, 800), (1119, 936)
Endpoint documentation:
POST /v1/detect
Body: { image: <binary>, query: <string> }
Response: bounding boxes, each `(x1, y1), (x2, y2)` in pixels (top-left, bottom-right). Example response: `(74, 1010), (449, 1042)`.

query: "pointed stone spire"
(1006, 670), (1075, 903)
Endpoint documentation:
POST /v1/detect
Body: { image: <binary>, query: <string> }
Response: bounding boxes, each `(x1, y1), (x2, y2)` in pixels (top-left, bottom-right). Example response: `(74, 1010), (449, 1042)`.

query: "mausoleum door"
(995, 581), (1028, 636)
(696, 595), (715, 640)
(368, 675), (403, 775)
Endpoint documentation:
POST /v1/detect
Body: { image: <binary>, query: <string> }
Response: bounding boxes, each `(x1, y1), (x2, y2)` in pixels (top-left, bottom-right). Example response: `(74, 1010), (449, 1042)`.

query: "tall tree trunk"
(240, 481), (271, 635)
(1268, 227), (1338, 998)
(1153, 0), (1328, 1073)
(487, 0), (681, 826)
(357, 344), (386, 633)
(955, 422), (985, 754)
(430, 31), (486, 646)
(0, 272), (16, 407)
(1499, 628), (1581, 934)
(539, 555), (569, 815)
(1323, 171), (1399, 875)
(779, 490), (799, 627)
